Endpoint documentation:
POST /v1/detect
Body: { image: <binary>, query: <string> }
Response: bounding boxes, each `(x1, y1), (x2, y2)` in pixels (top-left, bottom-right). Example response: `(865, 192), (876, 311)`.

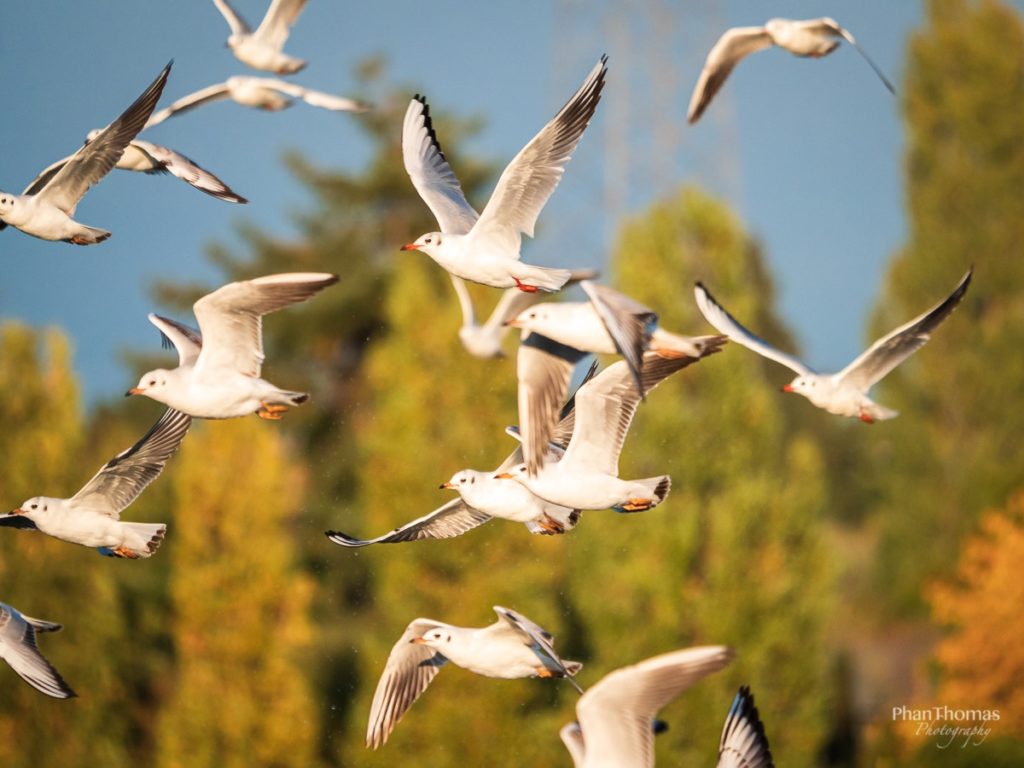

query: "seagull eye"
(459, 478), (466, 484)
(30, 504), (37, 510)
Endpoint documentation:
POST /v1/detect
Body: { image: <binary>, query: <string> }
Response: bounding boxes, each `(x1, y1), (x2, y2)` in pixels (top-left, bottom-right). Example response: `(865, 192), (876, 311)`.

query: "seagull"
(718, 686), (775, 768)
(399, 56), (607, 292)
(0, 62), (171, 244)
(144, 76), (368, 129)
(450, 268), (597, 359)
(127, 273), (338, 419)
(508, 281), (726, 473)
(560, 645), (735, 768)
(0, 408), (191, 559)
(497, 350), (723, 511)
(0, 601), (75, 699)
(212, 0), (310, 74)
(693, 269), (972, 422)
(687, 18), (895, 124)
(23, 132), (246, 204)
(366, 606), (582, 749)
(325, 370), (594, 546)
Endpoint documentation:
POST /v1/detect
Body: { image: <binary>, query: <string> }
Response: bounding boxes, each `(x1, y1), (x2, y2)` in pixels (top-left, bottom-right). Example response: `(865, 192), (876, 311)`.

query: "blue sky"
(2, 1), (1007, 405)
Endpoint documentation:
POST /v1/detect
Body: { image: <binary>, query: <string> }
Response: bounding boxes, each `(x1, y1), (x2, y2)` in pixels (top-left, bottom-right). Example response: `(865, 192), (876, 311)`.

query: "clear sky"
(2, 1), (1008, 405)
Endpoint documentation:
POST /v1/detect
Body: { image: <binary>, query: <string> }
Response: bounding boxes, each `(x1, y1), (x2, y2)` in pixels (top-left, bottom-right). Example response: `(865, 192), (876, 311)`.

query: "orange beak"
(126, 387), (143, 397)
(10, 509), (25, 516)
(439, 482), (454, 490)
(493, 472), (514, 480)
(781, 384), (794, 393)
(502, 318), (521, 328)
(400, 243), (419, 251)
(410, 637), (427, 644)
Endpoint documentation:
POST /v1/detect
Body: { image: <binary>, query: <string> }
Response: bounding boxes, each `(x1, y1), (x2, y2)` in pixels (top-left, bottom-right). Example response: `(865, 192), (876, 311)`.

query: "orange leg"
(619, 498), (654, 512)
(514, 278), (540, 293)
(858, 411), (875, 425)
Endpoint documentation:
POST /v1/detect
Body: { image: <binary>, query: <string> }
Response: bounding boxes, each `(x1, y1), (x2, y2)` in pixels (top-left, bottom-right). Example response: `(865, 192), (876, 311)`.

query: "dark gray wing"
(325, 498), (492, 547)
(0, 603), (75, 699)
(70, 408), (192, 518)
(493, 606), (583, 693)
(21, 154), (74, 196)
(582, 281), (657, 395)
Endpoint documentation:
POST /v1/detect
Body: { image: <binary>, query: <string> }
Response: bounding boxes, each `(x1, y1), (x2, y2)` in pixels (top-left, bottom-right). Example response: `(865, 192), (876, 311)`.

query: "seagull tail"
(512, 263), (573, 293)
(68, 225), (111, 245)
(650, 330), (728, 359)
(118, 522), (167, 558)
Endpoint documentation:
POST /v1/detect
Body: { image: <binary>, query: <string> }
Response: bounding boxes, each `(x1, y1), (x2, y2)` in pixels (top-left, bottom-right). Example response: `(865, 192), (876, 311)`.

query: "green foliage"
(155, 419), (319, 768)
(864, 0), (1024, 614)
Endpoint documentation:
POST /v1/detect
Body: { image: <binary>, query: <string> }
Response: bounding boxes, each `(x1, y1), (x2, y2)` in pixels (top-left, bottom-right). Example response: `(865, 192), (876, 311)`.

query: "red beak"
(781, 384), (794, 393)
(400, 243), (419, 251)
(10, 509), (25, 516)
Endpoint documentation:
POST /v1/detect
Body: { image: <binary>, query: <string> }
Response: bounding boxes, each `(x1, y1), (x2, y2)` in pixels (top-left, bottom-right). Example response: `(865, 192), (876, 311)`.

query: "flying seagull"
(400, 56), (607, 292)
(560, 645), (735, 767)
(128, 273), (338, 419)
(144, 76), (367, 129)
(693, 269), (972, 422)
(0, 601), (76, 699)
(687, 18), (895, 124)
(212, 0), (310, 74)
(0, 62), (171, 244)
(0, 408), (191, 558)
(24, 133), (246, 204)
(366, 606), (582, 749)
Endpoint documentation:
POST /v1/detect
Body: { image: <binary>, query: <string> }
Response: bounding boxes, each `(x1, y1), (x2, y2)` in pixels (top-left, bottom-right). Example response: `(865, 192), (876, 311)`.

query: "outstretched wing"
(837, 269), (971, 391)
(35, 62), (171, 214)
(582, 281), (657, 394)
(0, 603), (76, 699)
(212, 0), (251, 35)
(144, 82), (232, 129)
(70, 408), (192, 518)
(717, 686), (775, 768)
(688, 27), (773, 123)
(253, 0), (308, 49)
(131, 140), (247, 203)
(493, 606), (582, 692)
(148, 313), (203, 367)
(325, 498), (492, 547)
(816, 18), (896, 94)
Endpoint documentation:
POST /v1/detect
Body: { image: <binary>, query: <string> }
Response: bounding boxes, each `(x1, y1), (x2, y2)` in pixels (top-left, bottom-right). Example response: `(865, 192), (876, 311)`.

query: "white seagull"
(399, 56), (607, 292)
(0, 601), (75, 699)
(24, 132), (246, 204)
(325, 375), (591, 546)
(0, 62), (171, 244)
(560, 645), (735, 768)
(718, 686), (775, 768)
(127, 273), (338, 419)
(694, 269), (972, 423)
(144, 76), (367, 129)
(497, 350), (720, 511)
(212, 0), (310, 74)
(509, 281), (726, 473)
(687, 18), (895, 124)
(366, 606), (582, 749)
(450, 267), (597, 359)
(0, 408), (191, 559)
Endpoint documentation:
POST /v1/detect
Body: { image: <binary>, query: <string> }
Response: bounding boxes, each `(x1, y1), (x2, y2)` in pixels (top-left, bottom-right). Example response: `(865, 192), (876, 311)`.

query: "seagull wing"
(574, 646), (735, 768)
(562, 352), (706, 477)
(325, 498), (492, 547)
(582, 281), (658, 393)
(261, 78), (368, 112)
(516, 332), (589, 476)
(717, 686), (775, 768)
(144, 82), (232, 129)
(472, 56), (607, 256)
(130, 140), (247, 203)
(35, 62), (171, 215)
(687, 26), (773, 124)
(0, 605), (75, 700)
(493, 606), (582, 692)
(253, 0), (307, 49)
(148, 313), (203, 367)
(212, 0), (251, 35)
(366, 619), (451, 749)
(838, 269), (971, 391)
(694, 282), (813, 375)
(192, 272), (337, 378)
(21, 153), (75, 197)
(402, 95), (480, 235)
(813, 18), (895, 94)
(70, 408), (192, 518)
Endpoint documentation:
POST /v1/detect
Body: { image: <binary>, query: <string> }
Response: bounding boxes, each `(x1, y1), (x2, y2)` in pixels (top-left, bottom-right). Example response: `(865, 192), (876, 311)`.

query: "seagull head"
(226, 33), (243, 50)
(400, 232), (443, 255)
(439, 470), (477, 492)
(11, 497), (54, 521)
(782, 374), (825, 403)
(412, 628), (452, 648)
(493, 464), (529, 485)
(127, 369), (172, 400)
(0, 193), (16, 217)
(504, 305), (557, 333)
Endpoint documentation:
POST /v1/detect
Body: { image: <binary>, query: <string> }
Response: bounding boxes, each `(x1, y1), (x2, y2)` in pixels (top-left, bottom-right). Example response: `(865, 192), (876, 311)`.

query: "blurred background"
(0, 0), (1022, 765)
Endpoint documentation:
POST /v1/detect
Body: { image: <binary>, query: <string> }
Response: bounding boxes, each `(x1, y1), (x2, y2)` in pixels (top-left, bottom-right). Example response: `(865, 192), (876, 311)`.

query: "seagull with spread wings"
(694, 269), (972, 423)
(0, 601), (76, 699)
(128, 273), (338, 420)
(399, 56), (606, 292)
(687, 18), (894, 124)
(366, 606), (582, 749)
(0, 408), (191, 558)
(0, 62), (170, 244)
(212, 0), (310, 74)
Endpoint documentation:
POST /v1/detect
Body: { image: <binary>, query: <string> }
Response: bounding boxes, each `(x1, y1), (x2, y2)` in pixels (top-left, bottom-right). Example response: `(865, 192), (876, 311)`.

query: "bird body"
(213, 0), (309, 74)
(8, 497), (164, 556)
(443, 467), (579, 534)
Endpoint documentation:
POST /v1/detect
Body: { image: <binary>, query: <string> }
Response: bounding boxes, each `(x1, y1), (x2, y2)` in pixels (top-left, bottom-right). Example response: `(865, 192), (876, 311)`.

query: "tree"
(155, 419), (319, 768)
(864, 0), (1024, 613)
